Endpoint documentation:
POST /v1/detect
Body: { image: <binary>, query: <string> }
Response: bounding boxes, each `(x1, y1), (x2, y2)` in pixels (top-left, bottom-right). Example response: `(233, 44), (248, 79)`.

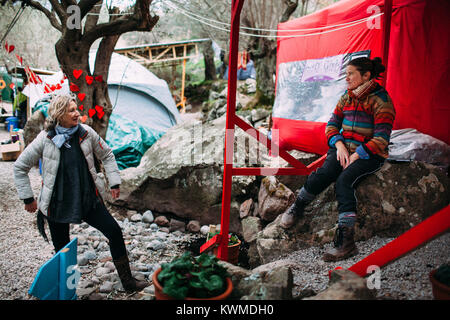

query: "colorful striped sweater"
(325, 81), (395, 159)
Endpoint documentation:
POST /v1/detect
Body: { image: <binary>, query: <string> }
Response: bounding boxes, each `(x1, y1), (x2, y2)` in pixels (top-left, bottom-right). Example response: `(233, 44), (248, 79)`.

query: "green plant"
(208, 232), (240, 246)
(434, 263), (450, 287)
(157, 252), (230, 299)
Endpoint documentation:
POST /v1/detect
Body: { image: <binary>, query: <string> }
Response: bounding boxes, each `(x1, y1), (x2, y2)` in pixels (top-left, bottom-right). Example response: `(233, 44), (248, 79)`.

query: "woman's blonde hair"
(45, 93), (77, 131)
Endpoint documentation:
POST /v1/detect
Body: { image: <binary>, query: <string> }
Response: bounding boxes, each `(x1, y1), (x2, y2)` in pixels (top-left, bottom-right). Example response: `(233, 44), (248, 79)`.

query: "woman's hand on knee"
(335, 141), (349, 168)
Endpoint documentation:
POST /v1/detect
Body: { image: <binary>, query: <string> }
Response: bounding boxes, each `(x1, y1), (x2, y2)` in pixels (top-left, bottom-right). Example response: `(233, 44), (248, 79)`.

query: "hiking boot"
(113, 255), (149, 293)
(280, 198), (307, 229)
(323, 226), (358, 262)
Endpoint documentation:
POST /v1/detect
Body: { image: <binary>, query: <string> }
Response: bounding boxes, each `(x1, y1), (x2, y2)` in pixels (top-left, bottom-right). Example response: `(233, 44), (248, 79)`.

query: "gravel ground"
(0, 127), (448, 300)
(284, 233), (450, 300)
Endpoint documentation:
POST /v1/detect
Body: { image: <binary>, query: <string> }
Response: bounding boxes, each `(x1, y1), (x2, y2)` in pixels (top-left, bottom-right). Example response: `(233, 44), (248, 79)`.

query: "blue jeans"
(303, 148), (385, 214)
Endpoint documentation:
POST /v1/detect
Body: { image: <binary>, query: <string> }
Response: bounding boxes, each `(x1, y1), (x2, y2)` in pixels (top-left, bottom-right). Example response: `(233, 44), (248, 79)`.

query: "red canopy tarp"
(273, 0), (450, 154)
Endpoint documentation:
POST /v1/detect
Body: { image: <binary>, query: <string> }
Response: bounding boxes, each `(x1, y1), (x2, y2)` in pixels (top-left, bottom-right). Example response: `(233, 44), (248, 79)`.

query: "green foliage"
(435, 263), (450, 287)
(208, 232), (240, 246)
(157, 252), (230, 299)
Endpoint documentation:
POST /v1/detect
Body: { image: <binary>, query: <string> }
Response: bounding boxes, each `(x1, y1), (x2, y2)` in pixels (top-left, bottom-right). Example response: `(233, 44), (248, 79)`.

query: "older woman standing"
(280, 57), (396, 262)
(14, 94), (148, 293)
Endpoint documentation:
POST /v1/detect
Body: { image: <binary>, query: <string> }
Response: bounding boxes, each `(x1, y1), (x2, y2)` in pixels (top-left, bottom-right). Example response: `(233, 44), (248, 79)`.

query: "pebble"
(200, 225), (210, 235)
(84, 251), (97, 261)
(142, 210), (154, 224)
(130, 213), (143, 222)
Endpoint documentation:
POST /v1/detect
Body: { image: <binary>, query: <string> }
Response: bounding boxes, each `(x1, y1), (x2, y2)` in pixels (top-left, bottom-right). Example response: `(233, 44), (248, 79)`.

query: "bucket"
(5, 116), (19, 131)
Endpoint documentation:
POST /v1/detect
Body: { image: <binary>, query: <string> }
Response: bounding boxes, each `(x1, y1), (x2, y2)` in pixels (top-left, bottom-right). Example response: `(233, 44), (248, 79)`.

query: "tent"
(26, 52), (179, 169)
(272, 0), (450, 155)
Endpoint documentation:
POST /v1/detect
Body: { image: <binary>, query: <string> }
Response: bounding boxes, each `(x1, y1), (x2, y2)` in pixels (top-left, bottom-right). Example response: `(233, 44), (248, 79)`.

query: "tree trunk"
(55, 33), (119, 140)
(203, 40), (217, 81)
(248, 37), (277, 107)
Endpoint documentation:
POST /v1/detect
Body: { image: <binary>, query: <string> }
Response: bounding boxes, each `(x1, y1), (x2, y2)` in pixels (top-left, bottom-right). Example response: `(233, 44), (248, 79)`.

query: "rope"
(1, 4), (27, 45)
(165, 0), (383, 35)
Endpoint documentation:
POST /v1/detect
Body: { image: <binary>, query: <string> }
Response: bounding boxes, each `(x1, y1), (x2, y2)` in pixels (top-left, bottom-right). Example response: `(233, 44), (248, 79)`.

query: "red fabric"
(274, 0), (450, 154)
(272, 118), (328, 155)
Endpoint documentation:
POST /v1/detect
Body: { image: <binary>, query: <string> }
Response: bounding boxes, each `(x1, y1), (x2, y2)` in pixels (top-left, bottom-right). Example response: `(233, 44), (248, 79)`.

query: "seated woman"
(14, 94), (148, 292)
(280, 57), (396, 262)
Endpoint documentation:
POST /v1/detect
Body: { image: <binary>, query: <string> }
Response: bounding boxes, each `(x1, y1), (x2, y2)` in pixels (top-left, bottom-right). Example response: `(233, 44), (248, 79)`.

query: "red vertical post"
(217, 0), (245, 261)
(382, 0), (393, 88)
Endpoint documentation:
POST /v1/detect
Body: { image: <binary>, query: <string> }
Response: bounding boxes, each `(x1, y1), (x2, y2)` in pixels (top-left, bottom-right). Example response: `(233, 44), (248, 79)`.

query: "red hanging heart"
(97, 110), (105, 119)
(15, 54), (23, 65)
(4, 42), (14, 54)
(94, 105), (103, 113)
(73, 69), (83, 79)
(55, 83), (62, 90)
(70, 83), (80, 92)
(79, 105), (84, 111)
(85, 75), (93, 85)
(50, 84), (56, 91)
(78, 93), (86, 101)
(94, 75), (103, 83)
(88, 109), (96, 118)
(80, 115), (88, 123)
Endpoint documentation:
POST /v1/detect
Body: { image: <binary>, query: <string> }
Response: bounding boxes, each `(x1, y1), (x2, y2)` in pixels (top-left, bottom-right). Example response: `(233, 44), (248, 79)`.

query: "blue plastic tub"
(5, 116), (19, 131)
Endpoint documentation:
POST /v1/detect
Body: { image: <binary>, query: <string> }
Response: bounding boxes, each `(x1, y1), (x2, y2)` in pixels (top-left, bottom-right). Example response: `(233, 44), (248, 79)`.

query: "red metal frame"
(199, 0), (325, 259)
(201, 0), (394, 261)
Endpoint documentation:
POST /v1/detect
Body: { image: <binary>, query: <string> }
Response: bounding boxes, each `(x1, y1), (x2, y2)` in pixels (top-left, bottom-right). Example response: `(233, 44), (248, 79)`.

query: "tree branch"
(84, 0), (102, 32)
(48, 0), (67, 22)
(78, 0), (102, 20)
(21, 0), (63, 31)
(281, 0), (299, 23)
(82, 0), (158, 46)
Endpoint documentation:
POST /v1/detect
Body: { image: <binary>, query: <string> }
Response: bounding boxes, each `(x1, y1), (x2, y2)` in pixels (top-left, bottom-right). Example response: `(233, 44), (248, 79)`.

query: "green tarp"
(105, 113), (165, 169)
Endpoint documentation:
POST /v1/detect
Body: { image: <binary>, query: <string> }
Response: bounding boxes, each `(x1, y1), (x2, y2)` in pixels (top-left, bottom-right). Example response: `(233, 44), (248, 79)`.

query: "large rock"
(307, 269), (375, 300)
(114, 116), (261, 233)
(258, 176), (295, 222)
(254, 161), (449, 265)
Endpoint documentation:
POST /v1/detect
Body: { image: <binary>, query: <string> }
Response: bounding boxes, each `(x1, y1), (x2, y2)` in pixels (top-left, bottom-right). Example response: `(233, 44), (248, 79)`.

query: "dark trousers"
(47, 201), (127, 260)
(304, 148), (385, 213)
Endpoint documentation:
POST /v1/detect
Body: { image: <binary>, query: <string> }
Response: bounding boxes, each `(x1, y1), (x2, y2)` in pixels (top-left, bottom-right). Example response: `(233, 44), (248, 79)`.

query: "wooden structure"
(114, 38), (211, 113)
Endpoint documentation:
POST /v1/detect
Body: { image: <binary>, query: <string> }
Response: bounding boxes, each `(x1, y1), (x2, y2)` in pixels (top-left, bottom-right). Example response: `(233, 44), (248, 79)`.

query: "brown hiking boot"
(113, 255), (149, 293)
(323, 226), (358, 262)
(280, 199), (306, 229)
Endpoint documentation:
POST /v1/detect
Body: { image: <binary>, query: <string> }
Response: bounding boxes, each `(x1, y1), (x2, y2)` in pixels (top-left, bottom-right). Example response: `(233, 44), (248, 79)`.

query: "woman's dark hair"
(348, 57), (385, 80)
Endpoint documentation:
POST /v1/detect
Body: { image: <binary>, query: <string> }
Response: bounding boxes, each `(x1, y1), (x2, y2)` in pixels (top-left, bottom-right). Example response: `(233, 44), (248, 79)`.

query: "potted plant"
(152, 252), (233, 300)
(429, 263), (450, 300)
(208, 230), (241, 265)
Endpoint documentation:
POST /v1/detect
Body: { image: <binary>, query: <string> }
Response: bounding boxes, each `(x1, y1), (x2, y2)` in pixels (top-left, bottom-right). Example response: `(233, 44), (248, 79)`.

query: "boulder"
(241, 216), (262, 243)
(239, 199), (254, 219)
(254, 161), (449, 265)
(238, 266), (293, 300)
(258, 177), (295, 222)
(186, 220), (201, 233)
(307, 269), (375, 300)
(169, 218), (186, 232)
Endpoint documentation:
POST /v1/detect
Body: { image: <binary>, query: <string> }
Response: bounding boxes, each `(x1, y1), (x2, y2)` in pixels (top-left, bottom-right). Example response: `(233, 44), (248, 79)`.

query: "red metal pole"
(382, 0), (393, 88)
(217, 0), (245, 261)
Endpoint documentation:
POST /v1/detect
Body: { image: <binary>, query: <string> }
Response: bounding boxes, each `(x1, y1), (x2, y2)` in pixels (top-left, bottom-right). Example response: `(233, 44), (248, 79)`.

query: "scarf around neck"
(348, 79), (377, 100)
(52, 124), (79, 149)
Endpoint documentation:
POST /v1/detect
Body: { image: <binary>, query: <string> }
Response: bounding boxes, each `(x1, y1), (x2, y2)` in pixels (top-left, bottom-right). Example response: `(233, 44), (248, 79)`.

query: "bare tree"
(242, 0), (309, 108)
(2, 0), (159, 139)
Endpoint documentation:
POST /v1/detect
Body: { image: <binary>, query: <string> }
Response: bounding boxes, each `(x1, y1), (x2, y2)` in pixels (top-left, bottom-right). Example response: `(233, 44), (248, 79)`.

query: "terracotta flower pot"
(213, 240), (241, 265)
(429, 269), (450, 300)
(152, 267), (233, 300)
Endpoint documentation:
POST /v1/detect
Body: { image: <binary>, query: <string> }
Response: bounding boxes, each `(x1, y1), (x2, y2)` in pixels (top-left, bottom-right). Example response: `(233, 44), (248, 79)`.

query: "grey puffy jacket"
(14, 124), (121, 216)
